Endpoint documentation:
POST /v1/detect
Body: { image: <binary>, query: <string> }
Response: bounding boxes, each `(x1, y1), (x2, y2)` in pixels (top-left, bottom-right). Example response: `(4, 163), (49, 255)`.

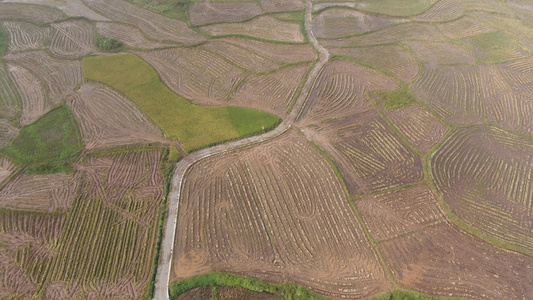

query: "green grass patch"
(376, 87), (418, 111)
(83, 54), (280, 152)
(125, 0), (191, 21)
(271, 11), (305, 22)
(0, 105), (82, 173)
(95, 36), (124, 52)
(0, 24), (8, 56)
(170, 272), (329, 300)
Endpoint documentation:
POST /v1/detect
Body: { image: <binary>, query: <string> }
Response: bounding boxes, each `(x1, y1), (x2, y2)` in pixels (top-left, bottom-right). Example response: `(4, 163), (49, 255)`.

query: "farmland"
(0, 0), (533, 299)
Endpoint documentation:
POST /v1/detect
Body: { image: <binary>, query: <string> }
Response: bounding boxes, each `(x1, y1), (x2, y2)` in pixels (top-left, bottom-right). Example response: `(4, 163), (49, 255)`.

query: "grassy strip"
(170, 272), (470, 300)
(169, 272), (329, 300)
(83, 54), (280, 152)
(0, 105), (82, 173)
(375, 86), (418, 111)
(0, 24), (8, 56)
(146, 147), (175, 299)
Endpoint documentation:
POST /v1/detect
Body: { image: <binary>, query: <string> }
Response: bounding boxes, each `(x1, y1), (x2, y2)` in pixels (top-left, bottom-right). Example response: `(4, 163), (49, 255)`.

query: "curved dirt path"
(154, 1), (328, 299)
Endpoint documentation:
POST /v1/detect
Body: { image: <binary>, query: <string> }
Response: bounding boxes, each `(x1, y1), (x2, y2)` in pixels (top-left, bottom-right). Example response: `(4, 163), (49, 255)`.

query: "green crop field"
(83, 53), (280, 152)
(0, 105), (82, 173)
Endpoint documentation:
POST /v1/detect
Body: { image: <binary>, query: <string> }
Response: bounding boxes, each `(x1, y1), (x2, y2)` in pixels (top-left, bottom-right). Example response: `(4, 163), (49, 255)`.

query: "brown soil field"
(0, 172), (80, 212)
(6, 63), (48, 125)
(260, 0), (303, 12)
(405, 41), (475, 66)
(201, 40), (282, 73)
(83, 0), (205, 45)
(189, 1), (262, 26)
(49, 19), (96, 58)
(139, 48), (245, 104)
(299, 60), (398, 122)
(302, 110), (423, 196)
(199, 16), (304, 43)
(432, 126), (533, 252)
(6, 51), (83, 106)
(0, 119), (19, 149)
(413, 0), (506, 22)
(230, 64), (309, 115)
(173, 130), (389, 298)
(385, 106), (448, 152)
(357, 184), (445, 242)
(0, 3), (65, 23)
(313, 8), (406, 38)
(438, 16), (496, 39)
(217, 37), (317, 64)
(0, 156), (16, 185)
(381, 222), (533, 299)
(320, 22), (446, 47)
(96, 22), (168, 49)
(328, 45), (419, 82)
(3, 21), (51, 53)
(68, 83), (164, 150)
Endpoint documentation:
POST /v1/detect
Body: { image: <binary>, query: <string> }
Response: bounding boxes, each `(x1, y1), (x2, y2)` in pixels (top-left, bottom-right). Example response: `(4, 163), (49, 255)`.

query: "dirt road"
(153, 1), (329, 298)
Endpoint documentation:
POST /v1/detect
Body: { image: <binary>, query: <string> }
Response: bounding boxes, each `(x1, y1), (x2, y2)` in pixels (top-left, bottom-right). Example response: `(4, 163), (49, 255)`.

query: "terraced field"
(0, 0), (532, 299)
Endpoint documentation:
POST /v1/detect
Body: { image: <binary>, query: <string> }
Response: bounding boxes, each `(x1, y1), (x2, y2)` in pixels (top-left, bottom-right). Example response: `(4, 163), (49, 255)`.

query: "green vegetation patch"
(95, 36), (124, 52)
(126, 0), (191, 21)
(0, 105), (83, 173)
(462, 31), (526, 63)
(170, 272), (329, 300)
(0, 24), (8, 56)
(376, 87), (418, 111)
(83, 54), (280, 152)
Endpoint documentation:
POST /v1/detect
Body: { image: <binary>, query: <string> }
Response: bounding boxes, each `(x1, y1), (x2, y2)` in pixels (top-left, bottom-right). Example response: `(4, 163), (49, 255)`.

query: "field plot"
(0, 3), (65, 23)
(313, 8), (406, 38)
(0, 211), (65, 299)
(432, 126), (533, 252)
(308, 111), (423, 195)
(299, 60), (397, 121)
(438, 16), (496, 39)
(521, 95), (533, 135)
(83, 54), (279, 152)
(0, 172), (80, 212)
(385, 106), (448, 152)
(0, 119), (18, 149)
(96, 22), (166, 49)
(413, 0), (505, 22)
(339, 0), (440, 17)
(2, 0), (110, 21)
(500, 56), (533, 95)
(139, 48), (245, 104)
(328, 45), (418, 82)
(320, 22), (446, 47)
(6, 51), (83, 105)
(173, 130), (389, 298)
(357, 184), (445, 242)
(381, 223), (533, 299)
(189, 1), (261, 26)
(0, 156), (16, 184)
(217, 38), (316, 64)
(3, 22), (50, 53)
(405, 41), (475, 66)
(49, 20), (96, 58)
(461, 31), (528, 63)
(199, 16), (304, 43)
(260, 0), (303, 12)
(0, 61), (21, 119)
(7, 64), (48, 125)
(0, 150), (165, 299)
(231, 64), (309, 115)
(84, 0), (205, 45)
(69, 83), (164, 150)
(201, 40), (282, 73)
(411, 64), (484, 123)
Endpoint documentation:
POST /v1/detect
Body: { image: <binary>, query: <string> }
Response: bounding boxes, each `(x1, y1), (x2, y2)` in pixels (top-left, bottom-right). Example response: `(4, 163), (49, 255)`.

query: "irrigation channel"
(153, 0), (330, 298)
